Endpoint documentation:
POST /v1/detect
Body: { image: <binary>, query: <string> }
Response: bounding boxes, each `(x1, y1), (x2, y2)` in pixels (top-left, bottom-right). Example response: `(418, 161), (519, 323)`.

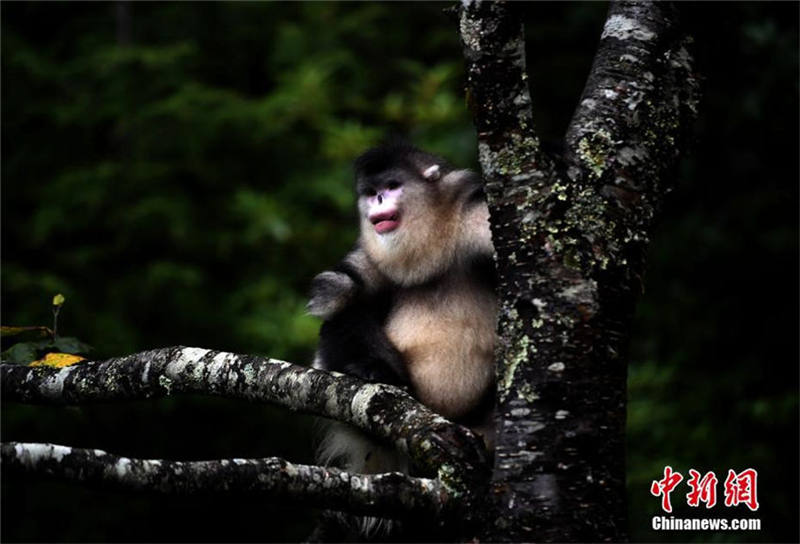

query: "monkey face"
(364, 182), (404, 234)
(356, 165), (441, 240)
(356, 170), (478, 285)
(354, 144), (488, 285)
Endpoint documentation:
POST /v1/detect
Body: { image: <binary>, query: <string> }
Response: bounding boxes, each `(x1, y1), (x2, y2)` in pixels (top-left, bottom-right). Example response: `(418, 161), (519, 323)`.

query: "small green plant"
(1, 294), (92, 365)
(52, 293), (65, 338)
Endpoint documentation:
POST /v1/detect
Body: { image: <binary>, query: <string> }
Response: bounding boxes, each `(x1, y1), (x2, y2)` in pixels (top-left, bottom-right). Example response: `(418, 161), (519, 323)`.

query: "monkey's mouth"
(370, 211), (401, 234)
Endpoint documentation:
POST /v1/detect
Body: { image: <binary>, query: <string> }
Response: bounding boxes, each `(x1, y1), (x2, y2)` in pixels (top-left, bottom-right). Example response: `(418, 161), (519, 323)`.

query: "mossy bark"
(458, 1), (698, 541)
(1, 346), (489, 525)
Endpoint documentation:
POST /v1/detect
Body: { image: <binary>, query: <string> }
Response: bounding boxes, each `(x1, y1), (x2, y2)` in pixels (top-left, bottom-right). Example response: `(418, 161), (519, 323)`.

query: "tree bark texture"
(1, 346), (488, 522)
(2, 442), (443, 518)
(458, 1), (698, 541)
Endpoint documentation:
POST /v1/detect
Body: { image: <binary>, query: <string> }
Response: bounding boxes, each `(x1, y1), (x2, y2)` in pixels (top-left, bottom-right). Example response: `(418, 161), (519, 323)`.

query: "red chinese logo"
(651, 467), (759, 512)
(686, 469), (718, 508)
(723, 468), (759, 511)
(650, 466), (683, 513)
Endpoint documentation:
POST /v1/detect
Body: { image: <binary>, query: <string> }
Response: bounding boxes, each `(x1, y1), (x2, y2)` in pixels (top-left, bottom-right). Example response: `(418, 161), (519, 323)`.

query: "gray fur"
(307, 271), (357, 319)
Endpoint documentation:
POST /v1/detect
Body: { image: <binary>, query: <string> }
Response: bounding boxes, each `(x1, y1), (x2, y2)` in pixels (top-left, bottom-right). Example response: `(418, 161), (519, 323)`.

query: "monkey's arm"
(309, 248), (408, 385)
(315, 294), (410, 387)
(317, 319), (409, 386)
(307, 247), (387, 320)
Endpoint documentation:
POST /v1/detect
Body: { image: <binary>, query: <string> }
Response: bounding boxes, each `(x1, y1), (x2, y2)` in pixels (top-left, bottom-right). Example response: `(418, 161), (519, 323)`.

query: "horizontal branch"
(1, 442), (444, 518)
(1, 346), (489, 494)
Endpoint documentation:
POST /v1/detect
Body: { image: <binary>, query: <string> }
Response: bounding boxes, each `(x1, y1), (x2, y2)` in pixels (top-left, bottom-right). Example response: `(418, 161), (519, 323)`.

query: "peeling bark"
(458, 1), (698, 541)
(1, 442), (443, 518)
(1, 346), (489, 522)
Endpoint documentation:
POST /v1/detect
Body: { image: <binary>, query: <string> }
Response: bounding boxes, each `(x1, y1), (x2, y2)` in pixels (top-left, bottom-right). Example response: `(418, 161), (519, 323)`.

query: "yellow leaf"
(52, 294), (66, 307)
(29, 352), (86, 368)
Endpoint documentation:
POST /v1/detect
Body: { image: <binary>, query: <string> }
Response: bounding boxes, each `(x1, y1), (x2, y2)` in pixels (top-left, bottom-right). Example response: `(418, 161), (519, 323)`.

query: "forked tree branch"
(458, 0), (698, 541)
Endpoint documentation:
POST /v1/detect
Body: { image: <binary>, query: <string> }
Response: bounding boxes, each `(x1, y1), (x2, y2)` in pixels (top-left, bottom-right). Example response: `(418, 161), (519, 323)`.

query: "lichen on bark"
(1, 345), (490, 524)
(458, 1), (698, 541)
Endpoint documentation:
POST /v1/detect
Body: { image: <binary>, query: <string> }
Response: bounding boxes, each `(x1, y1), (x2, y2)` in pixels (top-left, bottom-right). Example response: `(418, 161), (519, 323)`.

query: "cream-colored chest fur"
(385, 275), (496, 419)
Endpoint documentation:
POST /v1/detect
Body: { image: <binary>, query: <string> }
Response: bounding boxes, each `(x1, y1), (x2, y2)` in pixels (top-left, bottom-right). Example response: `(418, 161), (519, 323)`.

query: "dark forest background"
(1, 2), (797, 542)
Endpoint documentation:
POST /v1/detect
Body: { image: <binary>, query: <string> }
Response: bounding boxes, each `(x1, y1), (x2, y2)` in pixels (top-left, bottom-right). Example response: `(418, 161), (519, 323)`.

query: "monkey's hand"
(307, 271), (359, 319)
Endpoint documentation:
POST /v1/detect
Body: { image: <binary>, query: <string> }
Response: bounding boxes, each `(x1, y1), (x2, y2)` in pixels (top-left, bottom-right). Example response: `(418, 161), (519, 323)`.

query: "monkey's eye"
(387, 181), (401, 190)
(364, 188), (377, 197)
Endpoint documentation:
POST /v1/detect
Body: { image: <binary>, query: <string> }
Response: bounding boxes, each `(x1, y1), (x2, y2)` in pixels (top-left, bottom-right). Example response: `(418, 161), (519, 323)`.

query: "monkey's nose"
(377, 194), (383, 204)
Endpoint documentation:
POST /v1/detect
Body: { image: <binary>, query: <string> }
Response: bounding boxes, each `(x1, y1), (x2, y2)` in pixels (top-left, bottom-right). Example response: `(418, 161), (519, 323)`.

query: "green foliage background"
(1, 3), (797, 542)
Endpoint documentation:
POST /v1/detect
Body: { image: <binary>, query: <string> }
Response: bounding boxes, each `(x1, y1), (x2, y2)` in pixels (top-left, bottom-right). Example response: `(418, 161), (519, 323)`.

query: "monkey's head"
(354, 143), (488, 286)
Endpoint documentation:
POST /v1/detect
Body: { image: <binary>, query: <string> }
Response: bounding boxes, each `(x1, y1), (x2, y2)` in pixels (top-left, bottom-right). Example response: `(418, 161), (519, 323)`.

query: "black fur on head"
(353, 140), (452, 183)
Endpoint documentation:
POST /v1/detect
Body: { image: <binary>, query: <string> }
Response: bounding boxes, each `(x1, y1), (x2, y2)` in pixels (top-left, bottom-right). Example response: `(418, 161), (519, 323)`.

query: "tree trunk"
(458, 1), (698, 541)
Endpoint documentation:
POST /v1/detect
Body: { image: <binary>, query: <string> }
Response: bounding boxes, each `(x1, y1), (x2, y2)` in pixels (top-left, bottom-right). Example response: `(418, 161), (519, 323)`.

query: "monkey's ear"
(422, 164), (441, 181)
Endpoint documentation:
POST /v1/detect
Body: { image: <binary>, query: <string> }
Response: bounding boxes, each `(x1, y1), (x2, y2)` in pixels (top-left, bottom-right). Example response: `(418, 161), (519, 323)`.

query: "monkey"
(307, 142), (497, 536)
(309, 140), (497, 447)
